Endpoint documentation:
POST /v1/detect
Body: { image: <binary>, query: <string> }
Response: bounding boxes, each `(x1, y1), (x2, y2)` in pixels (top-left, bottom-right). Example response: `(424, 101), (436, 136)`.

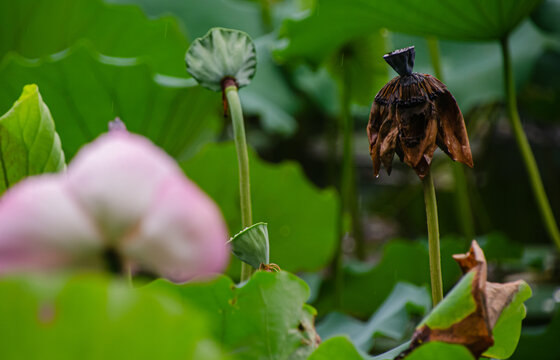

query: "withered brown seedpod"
(367, 46), (473, 178)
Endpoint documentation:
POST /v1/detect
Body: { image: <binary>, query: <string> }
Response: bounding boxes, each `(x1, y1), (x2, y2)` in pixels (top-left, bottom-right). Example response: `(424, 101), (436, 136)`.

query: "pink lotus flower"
(0, 131), (229, 282)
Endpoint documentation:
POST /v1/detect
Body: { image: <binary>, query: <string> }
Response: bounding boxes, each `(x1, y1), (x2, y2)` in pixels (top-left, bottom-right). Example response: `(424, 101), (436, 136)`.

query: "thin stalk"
(225, 83), (255, 281)
(427, 37), (475, 242)
(259, 0), (273, 32)
(422, 171), (443, 305)
(500, 37), (560, 251)
(332, 65), (352, 308)
(333, 54), (366, 307)
(126, 264), (133, 288)
(340, 56), (365, 261)
(426, 38), (443, 80)
(333, 200), (344, 308)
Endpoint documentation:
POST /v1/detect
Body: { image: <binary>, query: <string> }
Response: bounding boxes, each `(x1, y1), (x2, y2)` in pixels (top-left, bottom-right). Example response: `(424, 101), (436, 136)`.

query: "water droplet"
(543, 298), (555, 313)
(554, 288), (560, 303)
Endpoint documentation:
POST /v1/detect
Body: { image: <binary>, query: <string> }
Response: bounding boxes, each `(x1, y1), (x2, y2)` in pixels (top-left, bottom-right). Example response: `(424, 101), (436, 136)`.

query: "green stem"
(500, 37), (560, 251)
(426, 38), (443, 80)
(259, 0), (273, 32)
(427, 37), (475, 242)
(451, 163), (475, 241)
(340, 57), (365, 261)
(422, 171), (443, 306)
(225, 84), (255, 281)
(126, 264), (133, 288)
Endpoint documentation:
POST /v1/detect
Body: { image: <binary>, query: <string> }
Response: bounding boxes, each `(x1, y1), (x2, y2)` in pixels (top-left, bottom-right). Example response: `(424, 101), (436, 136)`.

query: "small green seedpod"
(228, 222), (270, 270)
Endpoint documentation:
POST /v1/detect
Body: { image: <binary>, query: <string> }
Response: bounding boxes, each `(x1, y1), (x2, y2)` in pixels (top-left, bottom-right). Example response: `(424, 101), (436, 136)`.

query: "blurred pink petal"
(0, 131), (229, 281)
(0, 176), (102, 274)
(67, 132), (182, 240)
(121, 176), (229, 283)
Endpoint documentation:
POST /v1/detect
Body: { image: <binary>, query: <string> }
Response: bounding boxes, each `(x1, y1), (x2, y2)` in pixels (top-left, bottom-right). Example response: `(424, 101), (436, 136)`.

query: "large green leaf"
(278, 0), (542, 55)
(325, 32), (389, 106)
(317, 283), (430, 351)
(307, 337), (365, 360)
(531, 0), (560, 34)
(308, 338), (474, 360)
(404, 342), (475, 360)
(147, 271), (319, 359)
(511, 307), (560, 360)
(0, 84), (65, 194)
(278, 0), (548, 112)
(411, 241), (531, 359)
(0, 0), (189, 77)
(108, 0), (301, 135)
(0, 46), (220, 159)
(390, 22), (548, 111)
(314, 238), (464, 318)
(108, 0), (266, 40)
(0, 275), (224, 360)
(307, 337), (409, 360)
(419, 272), (477, 329)
(484, 281), (532, 358)
(182, 142), (338, 273)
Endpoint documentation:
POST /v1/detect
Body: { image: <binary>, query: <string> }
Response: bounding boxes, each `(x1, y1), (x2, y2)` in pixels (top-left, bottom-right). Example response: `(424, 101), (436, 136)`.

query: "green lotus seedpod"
(185, 27), (257, 92)
(228, 222), (269, 269)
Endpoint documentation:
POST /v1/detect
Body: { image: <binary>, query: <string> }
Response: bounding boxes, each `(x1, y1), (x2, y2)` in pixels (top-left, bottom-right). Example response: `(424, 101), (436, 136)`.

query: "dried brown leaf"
(402, 240), (524, 359)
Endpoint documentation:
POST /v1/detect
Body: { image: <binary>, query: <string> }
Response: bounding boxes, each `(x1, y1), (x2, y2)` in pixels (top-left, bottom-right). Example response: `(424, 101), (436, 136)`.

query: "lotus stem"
(500, 37), (560, 252)
(422, 170), (443, 305)
(427, 37), (475, 242)
(340, 64), (365, 260)
(126, 264), (133, 287)
(224, 82), (255, 281)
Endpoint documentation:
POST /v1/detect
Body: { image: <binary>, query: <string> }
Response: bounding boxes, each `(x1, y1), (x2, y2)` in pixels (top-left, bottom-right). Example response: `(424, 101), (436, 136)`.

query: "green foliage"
(182, 142), (338, 273)
(0, 85), (65, 194)
(317, 283), (430, 351)
(0, 46), (220, 159)
(420, 272), (477, 329)
(0, 0), (188, 77)
(326, 32), (389, 106)
(228, 222), (270, 269)
(0, 1), (548, 359)
(531, 0), (560, 34)
(148, 271), (319, 359)
(307, 337), (365, 360)
(415, 267), (531, 359)
(404, 342), (474, 360)
(308, 337), (475, 360)
(186, 28), (257, 92)
(477, 232), (524, 262)
(392, 22), (548, 111)
(511, 307), (560, 360)
(315, 238), (464, 318)
(108, 0), (301, 135)
(279, 0), (541, 53)
(278, 0), (550, 113)
(485, 281), (532, 358)
(108, 0), (265, 39)
(0, 0), (223, 160)
(0, 274), (224, 360)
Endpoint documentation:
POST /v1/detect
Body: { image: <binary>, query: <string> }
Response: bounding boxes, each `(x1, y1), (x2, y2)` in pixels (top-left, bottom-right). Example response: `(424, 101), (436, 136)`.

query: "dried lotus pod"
(367, 46), (473, 178)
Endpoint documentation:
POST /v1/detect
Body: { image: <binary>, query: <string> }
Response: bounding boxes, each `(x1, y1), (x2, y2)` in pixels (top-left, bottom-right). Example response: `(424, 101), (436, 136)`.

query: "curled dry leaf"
(399, 240), (529, 359)
(367, 46), (473, 178)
